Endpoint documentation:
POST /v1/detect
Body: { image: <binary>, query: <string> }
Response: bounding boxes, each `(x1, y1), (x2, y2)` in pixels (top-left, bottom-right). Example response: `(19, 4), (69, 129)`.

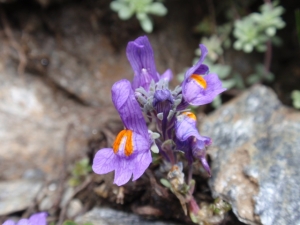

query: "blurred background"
(0, 0), (299, 224)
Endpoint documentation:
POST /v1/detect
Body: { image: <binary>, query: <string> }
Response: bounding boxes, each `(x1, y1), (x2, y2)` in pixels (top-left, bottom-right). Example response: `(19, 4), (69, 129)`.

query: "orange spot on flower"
(190, 74), (207, 89)
(182, 112), (197, 121)
(113, 130), (134, 156)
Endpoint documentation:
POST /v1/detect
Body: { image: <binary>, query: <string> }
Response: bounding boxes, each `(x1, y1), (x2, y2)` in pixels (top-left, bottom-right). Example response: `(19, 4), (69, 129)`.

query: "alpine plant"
(92, 36), (225, 204)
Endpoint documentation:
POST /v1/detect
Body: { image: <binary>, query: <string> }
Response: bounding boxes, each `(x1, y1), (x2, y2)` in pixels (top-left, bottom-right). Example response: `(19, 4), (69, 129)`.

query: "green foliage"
(63, 221), (93, 225)
(210, 198), (231, 215)
(68, 158), (92, 187)
(160, 178), (171, 188)
(291, 90), (300, 109)
(110, 0), (167, 33)
(186, 2), (286, 109)
(233, 1), (285, 53)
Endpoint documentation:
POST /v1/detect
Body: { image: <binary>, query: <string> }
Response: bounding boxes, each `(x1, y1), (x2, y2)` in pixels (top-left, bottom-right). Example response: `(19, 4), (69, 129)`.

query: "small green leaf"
(189, 212), (198, 223)
(291, 90), (300, 109)
(110, 1), (126, 11)
(119, 6), (134, 20)
(222, 79), (236, 89)
(247, 74), (261, 85)
(160, 178), (171, 188)
(146, 2), (167, 16)
(138, 15), (153, 33)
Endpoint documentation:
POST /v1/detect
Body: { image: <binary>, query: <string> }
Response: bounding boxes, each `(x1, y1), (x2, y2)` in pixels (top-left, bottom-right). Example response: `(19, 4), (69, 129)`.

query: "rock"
(75, 207), (180, 225)
(0, 63), (117, 180)
(200, 85), (300, 225)
(67, 199), (83, 218)
(0, 179), (43, 215)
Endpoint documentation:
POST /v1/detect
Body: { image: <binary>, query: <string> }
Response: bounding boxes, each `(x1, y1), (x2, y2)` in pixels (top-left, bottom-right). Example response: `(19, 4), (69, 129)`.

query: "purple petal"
(131, 71), (153, 91)
(16, 219), (29, 225)
(93, 131), (151, 186)
(176, 139), (194, 164)
(160, 69), (173, 82)
(200, 156), (211, 176)
(153, 89), (173, 107)
(175, 115), (202, 141)
(92, 148), (118, 174)
(132, 150), (152, 180)
(111, 79), (148, 138)
(3, 220), (16, 225)
(194, 64), (209, 75)
(126, 36), (158, 89)
(114, 158), (133, 186)
(185, 44), (208, 79)
(28, 213), (47, 225)
(192, 138), (211, 176)
(132, 132), (151, 153)
(182, 73), (226, 106)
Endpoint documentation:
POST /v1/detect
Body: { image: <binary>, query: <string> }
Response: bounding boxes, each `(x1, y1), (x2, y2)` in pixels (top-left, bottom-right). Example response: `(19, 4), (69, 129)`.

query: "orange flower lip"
(190, 74), (207, 89)
(113, 130), (134, 156)
(182, 112), (197, 121)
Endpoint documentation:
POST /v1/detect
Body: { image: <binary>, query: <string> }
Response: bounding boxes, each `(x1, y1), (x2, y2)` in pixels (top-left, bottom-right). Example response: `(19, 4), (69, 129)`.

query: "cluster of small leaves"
(188, 197), (231, 224)
(62, 221), (93, 225)
(291, 90), (300, 109)
(68, 158), (92, 187)
(233, 1), (285, 53)
(182, 2), (285, 108)
(110, 0), (167, 33)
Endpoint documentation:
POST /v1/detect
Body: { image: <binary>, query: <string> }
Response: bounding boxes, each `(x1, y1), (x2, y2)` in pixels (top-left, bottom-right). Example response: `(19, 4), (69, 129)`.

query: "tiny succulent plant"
(291, 90), (300, 109)
(233, 1), (285, 53)
(110, 0), (167, 33)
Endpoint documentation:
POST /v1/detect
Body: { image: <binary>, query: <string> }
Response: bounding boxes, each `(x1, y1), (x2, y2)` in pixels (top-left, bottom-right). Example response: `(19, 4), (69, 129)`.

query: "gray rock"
(200, 85), (300, 225)
(67, 199), (83, 218)
(75, 207), (180, 225)
(0, 179), (42, 215)
(0, 64), (117, 180)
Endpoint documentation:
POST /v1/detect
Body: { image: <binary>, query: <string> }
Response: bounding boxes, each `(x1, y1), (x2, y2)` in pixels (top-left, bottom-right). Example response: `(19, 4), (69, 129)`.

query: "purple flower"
(92, 79), (152, 186)
(3, 212), (47, 225)
(160, 69), (173, 82)
(175, 112), (211, 175)
(191, 137), (211, 175)
(175, 112), (210, 144)
(126, 36), (159, 90)
(182, 44), (226, 106)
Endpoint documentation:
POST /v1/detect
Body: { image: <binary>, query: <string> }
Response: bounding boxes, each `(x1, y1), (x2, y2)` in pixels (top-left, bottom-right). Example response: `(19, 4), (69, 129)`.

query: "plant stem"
(187, 164), (193, 185)
(264, 40), (272, 78)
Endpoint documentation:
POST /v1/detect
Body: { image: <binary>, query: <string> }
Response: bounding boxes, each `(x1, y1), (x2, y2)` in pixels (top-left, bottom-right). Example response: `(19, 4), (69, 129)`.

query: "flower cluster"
(92, 36), (225, 186)
(2, 212), (47, 225)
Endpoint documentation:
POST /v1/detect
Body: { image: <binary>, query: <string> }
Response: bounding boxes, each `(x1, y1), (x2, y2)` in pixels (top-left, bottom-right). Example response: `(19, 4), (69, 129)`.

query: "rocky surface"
(200, 85), (300, 225)
(0, 179), (43, 216)
(75, 207), (180, 225)
(0, 63), (118, 180)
